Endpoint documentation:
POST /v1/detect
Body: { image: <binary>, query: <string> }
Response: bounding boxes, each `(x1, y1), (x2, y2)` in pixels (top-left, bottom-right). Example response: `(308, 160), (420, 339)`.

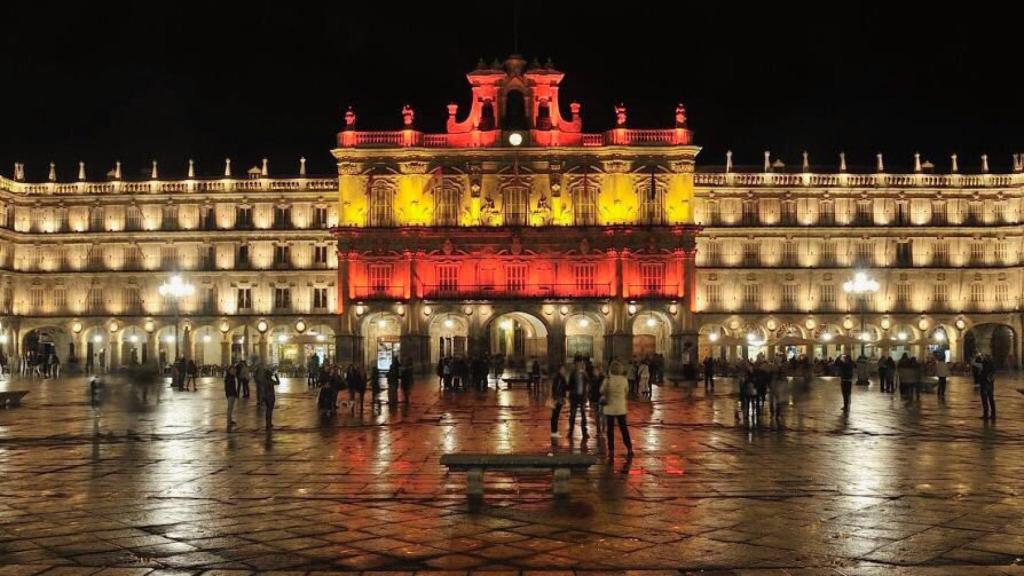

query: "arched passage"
(965, 323), (1016, 369)
(489, 311), (548, 368)
(565, 312), (605, 362)
(631, 311), (672, 358)
(428, 313), (469, 365)
(22, 325), (73, 366)
(362, 313), (403, 370)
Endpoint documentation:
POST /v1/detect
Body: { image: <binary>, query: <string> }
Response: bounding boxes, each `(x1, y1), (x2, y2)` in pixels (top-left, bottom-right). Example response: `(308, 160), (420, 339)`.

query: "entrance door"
(377, 337), (400, 371)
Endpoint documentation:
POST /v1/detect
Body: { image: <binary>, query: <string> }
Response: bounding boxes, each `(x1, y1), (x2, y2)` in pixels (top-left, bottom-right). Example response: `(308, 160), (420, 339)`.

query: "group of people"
(169, 357), (199, 391)
(19, 350), (61, 379)
(223, 359), (280, 429)
(435, 355), (500, 391)
(312, 357), (414, 418)
(549, 355), (634, 460)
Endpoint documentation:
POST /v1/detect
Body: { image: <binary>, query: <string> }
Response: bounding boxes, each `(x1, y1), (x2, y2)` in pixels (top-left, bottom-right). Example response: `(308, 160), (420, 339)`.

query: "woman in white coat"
(637, 360), (651, 398)
(600, 361), (634, 460)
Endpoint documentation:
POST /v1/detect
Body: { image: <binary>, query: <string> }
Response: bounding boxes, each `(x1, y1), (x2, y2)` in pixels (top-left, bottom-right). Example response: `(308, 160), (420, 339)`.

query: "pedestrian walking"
(550, 364), (569, 438)
(837, 353), (855, 412)
(224, 365), (238, 428)
(600, 360), (633, 460)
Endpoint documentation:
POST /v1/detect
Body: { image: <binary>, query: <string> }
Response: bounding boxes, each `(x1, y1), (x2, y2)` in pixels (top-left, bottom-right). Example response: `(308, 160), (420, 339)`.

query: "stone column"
(221, 336), (230, 366)
(111, 336), (122, 368)
(258, 334), (268, 363)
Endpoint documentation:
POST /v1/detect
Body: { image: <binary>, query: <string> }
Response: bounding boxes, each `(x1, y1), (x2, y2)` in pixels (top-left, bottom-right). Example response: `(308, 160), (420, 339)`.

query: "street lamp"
(843, 271), (879, 385)
(158, 275), (195, 362)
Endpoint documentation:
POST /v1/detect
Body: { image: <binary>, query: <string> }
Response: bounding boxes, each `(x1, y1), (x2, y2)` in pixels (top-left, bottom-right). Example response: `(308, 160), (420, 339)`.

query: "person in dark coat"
(224, 365), (238, 428)
(837, 353), (856, 412)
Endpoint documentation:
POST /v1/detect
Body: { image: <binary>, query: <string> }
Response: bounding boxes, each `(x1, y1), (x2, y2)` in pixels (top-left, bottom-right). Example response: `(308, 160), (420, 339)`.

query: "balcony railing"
(627, 284), (681, 298)
(422, 283), (613, 300)
(351, 286), (406, 300)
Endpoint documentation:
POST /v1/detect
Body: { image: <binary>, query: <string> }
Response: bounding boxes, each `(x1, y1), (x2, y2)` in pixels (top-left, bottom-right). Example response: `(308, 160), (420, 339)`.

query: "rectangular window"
(639, 262), (665, 294)
(742, 201), (758, 225)
(819, 202), (835, 225)
(995, 242), (1007, 264)
(742, 243), (759, 266)
(995, 284), (1009, 308)
(574, 263), (596, 293)
(274, 287), (291, 310)
(639, 182), (665, 225)
(368, 264), (392, 295)
(313, 206), (329, 229)
(312, 287), (329, 310)
(505, 264), (527, 292)
(274, 245), (290, 266)
(781, 202), (797, 225)
(161, 246), (177, 270)
(90, 207), (105, 231)
(821, 241), (837, 265)
(703, 241), (720, 266)
(126, 206), (143, 231)
(933, 284), (948, 309)
(161, 205), (178, 231)
(934, 242), (949, 266)
(896, 284), (912, 308)
(53, 287), (66, 310)
(970, 283), (984, 304)
(434, 186), (461, 226)
(743, 284), (760, 307)
(89, 287), (104, 312)
(971, 242), (985, 265)
(705, 284), (721, 307)
(123, 287), (141, 313)
(573, 184), (597, 226)
(782, 242), (798, 266)
(856, 242), (873, 266)
(274, 206), (291, 229)
(438, 264), (459, 293)
(30, 287), (43, 309)
(932, 202), (947, 225)
(368, 183), (394, 226)
(503, 186), (528, 226)
(706, 201), (721, 225)
(855, 201), (872, 225)
(314, 245), (328, 265)
(236, 206), (253, 229)
(237, 288), (252, 311)
(201, 206), (216, 230)
(237, 244), (249, 268)
(819, 284), (835, 310)
(781, 285), (798, 308)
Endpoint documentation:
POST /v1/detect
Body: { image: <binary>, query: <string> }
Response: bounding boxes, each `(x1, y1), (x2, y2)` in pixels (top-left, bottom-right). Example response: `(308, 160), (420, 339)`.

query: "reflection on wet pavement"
(1, 373), (1023, 574)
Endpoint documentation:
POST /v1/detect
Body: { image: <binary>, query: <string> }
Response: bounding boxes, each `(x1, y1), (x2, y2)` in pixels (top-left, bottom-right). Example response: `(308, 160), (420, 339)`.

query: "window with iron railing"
(742, 243), (759, 266)
(434, 186), (461, 226)
(123, 287), (142, 314)
(87, 248), (104, 270)
(995, 284), (1009, 309)
(931, 202), (947, 225)
(90, 207), (105, 231)
(273, 206), (292, 229)
(705, 284), (721, 308)
(237, 288), (252, 311)
(201, 207), (217, 230)
(820, 242), (837, 266)
(639, 262), (666, 294)
(743, 284), (760, 308)
(780, 202), (797, 226)
(854, 242), (873, 267)
(970, 283), (984, 307)
(126, 206), (143, 231)
(161, 246), (177, 270)
(88, 287), (104, 314)
(895, 284), (912, 309)
(638, 185), (666, 225)
(895, 202), (910, 226)
(781, 284), (798, 309)
(970, 242), (985, 266)
(742, 201), (758, 226)
(236, 244), (250, 269)
(505, 264), (527, 292)
(702, 241), (721, 266)
(29, 288), (43, 309)
(369, 264), (392, 295)
(273, 245), (290, 268)
(995, 242), (1007, 264)
(574, 263), (596, 293)
(161, 205), (178, 231)
(53, 288), (66, 311)
(314, 245), (328, 267)
(781, 242), (798, 267)
(438, 265), (459, 293)
(819, 202), (835, 225)
(705, 202), (721, 225)
(573, 186), (597, 226)
(933, 242), (949, 266)
(933, 284), (948, 310)
(854, 202), (873, 225)
(819, 284), (836, 311)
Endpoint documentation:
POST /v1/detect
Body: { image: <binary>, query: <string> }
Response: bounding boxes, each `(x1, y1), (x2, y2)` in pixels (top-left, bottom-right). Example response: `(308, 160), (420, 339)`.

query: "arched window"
(503, 90), (529, 131)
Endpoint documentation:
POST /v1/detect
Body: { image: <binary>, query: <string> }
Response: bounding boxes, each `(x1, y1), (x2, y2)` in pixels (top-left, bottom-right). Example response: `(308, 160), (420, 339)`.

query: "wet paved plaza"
(1, 372), (1024, 576)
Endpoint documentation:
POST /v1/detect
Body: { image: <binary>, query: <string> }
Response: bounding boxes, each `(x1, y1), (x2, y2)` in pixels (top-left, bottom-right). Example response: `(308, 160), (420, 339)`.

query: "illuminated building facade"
(1, 55), (1021, 373)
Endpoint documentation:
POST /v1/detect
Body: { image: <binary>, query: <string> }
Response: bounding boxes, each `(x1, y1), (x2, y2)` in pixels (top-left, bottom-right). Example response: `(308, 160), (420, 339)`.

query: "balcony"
(422, 283), (614, 300)
(351, 285), (406, 300)
(628, 284), (680, 299)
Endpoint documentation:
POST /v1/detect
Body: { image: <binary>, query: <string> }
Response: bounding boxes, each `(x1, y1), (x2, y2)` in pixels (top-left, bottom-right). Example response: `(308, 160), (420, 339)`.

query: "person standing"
(934, 352), (949, 399)
(386, 359), (401, 406)
(978, 354), (996, 420)
(567, 360), (590, 439)
(637, 360), (651, 399)
(254, 362), (276, 429)
(307, 354), (320, 388)
(550, 364), (569, 438)
(400, 357), (414, 404)
(703, 355), (715, 391)
(600, 360), (633, 460)
(237, 361), (250, 398)
(224, 365), (238, 428)
(186, 359), (198, 391)
(837, 353), (855, 412)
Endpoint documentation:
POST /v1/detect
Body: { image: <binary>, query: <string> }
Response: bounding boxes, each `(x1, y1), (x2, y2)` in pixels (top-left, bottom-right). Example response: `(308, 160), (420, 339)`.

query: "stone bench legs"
(463, 467), (572, 498)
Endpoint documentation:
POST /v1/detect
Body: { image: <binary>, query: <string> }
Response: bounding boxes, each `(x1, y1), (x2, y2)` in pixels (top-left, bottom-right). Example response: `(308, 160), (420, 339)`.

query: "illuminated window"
(161, 204), (178, 231)
(781, 242), (798, 266)
(819, 201), (835, 225)
(855, 241), (873, 267)
(703, 240), (720, 266)
(274, 206), (292, 229)
(125, 245), (142, 270)
(368, 181), (395, 227)
(90, 206), (105, 231)
(895, 284), (912, 309)
(368, 264), (392, 295)
(820, 241), (837, 265)
(933, 284), (948, 309)
(573, 181), (597, 226)
(742, 200), (758, 225)
(312, 287), (329, 310)
(126, 206), (143, 231)
(505, 264), (527, 292)
(931, 201), (947, 225)
(970, 242), (985, 265)
(970, 283), (984, 305)
(53, 287), (66, 310)
(996, 284), (1009, 309)
(438, 264), (459, 293)
(273, 287), (291, 310)
(855, 201), (872, 225)
(434, 185), (460, 226)
(743, 284), (760, 308)
(88, 246), (104, 270)
(995, 242), (1007, 264)
(574, 263), (596, 293)
(273, 244), (290, 267)
(236, 288), (252, 311)
(639, 262), (665, 294)
(161, 245), (177, 270)
(502, 185), (528, 227)
(934, 241), (949, 266)
(780, 201), (797, 225)
(29, 287), (43, 309)
(123, 286), (141, 313)
(742, 242), (759, 266)
(88, 287), (104, 313)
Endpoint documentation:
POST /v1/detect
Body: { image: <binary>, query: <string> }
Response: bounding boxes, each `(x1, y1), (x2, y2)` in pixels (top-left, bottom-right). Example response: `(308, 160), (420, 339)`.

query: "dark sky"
(2, 2), (1022, 179)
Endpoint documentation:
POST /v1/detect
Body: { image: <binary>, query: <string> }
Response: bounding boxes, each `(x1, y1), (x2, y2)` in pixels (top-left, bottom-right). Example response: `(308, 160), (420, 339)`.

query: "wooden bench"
(441, 453), (598, 498)
(0, 390), (29, 408)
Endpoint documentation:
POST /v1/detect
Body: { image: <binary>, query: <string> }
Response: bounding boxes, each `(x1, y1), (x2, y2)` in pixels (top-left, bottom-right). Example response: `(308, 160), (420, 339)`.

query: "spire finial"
(763, 150), (771, 172)
(188, 159), (195, 178)
(913, 152), (922, 173)
(981, 154), (989, 173)
(78, 161), (86, 181)
(151, 160), (158, 180)
(114, 161), (122, 180)
(13, 162), (23, 181)
(299, 156), (307, 176)
(224, 158), (232, 177)
(802, 151), (809, 172)
(951, 153), (959, 173)
(839, 152), (847, 172)
(725, 150), (733, 173)
(48, 162), (56, 182)
(261, 158), (268, 177)
(876, 153), (884, 173)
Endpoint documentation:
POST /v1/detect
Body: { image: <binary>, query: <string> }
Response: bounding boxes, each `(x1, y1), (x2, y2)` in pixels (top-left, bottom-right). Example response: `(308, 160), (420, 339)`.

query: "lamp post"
(843, 271), (879, 385)
(158, 275), (195, 363)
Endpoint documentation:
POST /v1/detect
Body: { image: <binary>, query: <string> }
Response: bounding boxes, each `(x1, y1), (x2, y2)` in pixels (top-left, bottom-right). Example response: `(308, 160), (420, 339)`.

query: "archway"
(489, 311), (548, 369)
(965, 323), (1016, 369)
(502, 89), (529, 131)
(118, 325), (147, 367)
(926, 326), (951, 361)
(363, 313), (403, 371)
(631, 311), (672, 359)
(191, 325), (221, 368)
(82, 325), (110, 372)
(887, 324), (920, 360)
(565, 312), (604, 363)
(22, 326), (73, 366)
(428, 313), (469, 365)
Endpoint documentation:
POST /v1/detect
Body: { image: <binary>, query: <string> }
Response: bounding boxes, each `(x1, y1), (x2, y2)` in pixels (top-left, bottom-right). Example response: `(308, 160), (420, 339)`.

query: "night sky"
(2, 2), (1022, 179)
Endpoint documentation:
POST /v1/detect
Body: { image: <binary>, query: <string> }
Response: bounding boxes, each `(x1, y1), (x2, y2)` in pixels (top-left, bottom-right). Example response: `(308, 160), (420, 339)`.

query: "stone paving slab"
(1, 373), (1024, 573)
